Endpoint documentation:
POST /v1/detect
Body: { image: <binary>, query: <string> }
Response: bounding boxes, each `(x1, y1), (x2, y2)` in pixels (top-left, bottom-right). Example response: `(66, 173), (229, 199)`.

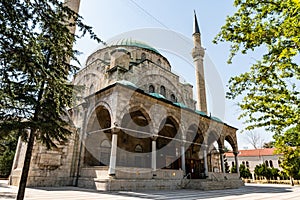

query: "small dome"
(107, 38), (160, 54)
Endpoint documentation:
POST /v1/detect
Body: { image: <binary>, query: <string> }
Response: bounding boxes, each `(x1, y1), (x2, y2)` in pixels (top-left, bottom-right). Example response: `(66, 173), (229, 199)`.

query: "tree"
(230, 164), (237, 173)
(0, 132), (18, 178)
(254, 163), (272, 180)
(245, 131), (264, 149)
(275, 125), (300, 185)
(214, 0), (300, 133)
(0, 1), (103, 199)
(239, 164), (252, 179)
(263, 141), (275, 148)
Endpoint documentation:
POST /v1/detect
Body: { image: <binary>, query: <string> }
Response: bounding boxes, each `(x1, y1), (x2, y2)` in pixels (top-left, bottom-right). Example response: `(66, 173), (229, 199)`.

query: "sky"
(73, 0), (274, 149)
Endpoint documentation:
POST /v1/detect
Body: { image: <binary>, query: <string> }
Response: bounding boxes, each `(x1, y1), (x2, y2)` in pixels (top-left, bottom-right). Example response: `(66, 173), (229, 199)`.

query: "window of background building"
(269, 160), (273, 167)
(265, 160), (269, 167)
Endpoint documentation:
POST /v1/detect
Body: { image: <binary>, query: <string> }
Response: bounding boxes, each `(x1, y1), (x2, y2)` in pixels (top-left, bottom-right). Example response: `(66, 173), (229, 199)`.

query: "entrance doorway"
(186, 159), (205, 179)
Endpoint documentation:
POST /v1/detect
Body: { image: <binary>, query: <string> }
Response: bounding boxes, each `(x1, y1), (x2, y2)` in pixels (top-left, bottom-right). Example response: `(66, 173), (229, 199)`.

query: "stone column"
(219, 148), (225, 174)
(203, 146), (208, 177)
(108, 127), (118, 176)
(181, 144), (186, 175)
(234, 151), (240, 177)
(151, 139), (157, 172)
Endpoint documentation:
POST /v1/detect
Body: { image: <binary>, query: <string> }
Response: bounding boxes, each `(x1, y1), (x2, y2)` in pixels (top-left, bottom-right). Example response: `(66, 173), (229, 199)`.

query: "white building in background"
(225, 148), (282, 178)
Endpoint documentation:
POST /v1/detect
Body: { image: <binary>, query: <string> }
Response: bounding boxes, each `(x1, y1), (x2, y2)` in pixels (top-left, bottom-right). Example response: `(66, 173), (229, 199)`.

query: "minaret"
(64, 0), (81, 35)
(192, 11), (207, 114)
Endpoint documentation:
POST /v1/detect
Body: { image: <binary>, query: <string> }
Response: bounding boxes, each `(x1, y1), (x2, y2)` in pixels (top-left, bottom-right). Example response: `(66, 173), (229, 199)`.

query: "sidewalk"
(1, 180), (300, 200)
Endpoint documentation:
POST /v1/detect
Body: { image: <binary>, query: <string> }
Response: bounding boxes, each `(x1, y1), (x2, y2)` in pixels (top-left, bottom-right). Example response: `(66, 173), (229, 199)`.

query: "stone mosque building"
(9, 0), (243, 190)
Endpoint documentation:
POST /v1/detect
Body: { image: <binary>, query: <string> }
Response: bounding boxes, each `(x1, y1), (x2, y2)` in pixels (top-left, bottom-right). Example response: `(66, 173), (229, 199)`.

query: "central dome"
(107, 38), (160, 54)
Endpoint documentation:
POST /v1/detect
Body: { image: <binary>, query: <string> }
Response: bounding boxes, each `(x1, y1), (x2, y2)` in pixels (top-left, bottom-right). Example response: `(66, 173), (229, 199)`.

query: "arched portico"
(84, 105), (112, 166)
(185, 124), (205, 179)
(156, 116), (181, 170)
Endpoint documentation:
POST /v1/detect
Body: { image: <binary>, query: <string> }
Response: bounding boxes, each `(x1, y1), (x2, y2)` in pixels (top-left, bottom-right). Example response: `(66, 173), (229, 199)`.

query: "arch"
(224, 135), (238, 152)
(160, 85), (166, 97)
(135, 144), (143, 152)
(206, 131), (222, 150)
(117, 107), (152, 168)
(86, 104), (112, 133)
(149, 84), (155, 93)
(136, 74), (185, 105)
(141, 52), (146, 60)
(157, 58), (161, 65)
(269, 160), (273, 167)
(84, 104), (112, 166)
(265, 160), (269, 167)
(185, 124), (206, 178)
(89, 84), (95, 94)
(157, 116), (181, 170)
(100, 139), (111, 148)
(170, 94), (176, 102)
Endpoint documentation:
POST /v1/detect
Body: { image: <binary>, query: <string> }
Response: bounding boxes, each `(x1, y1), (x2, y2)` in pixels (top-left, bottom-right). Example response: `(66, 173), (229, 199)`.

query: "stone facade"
(9, 12), (243, 190)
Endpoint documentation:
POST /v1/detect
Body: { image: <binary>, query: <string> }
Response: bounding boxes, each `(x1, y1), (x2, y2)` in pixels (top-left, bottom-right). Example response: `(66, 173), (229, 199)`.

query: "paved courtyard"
(1, 180), (299, 200)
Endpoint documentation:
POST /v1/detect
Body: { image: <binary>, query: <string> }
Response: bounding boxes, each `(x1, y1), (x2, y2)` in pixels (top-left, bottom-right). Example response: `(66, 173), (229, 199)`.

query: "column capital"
(111, 124), (120, 134)
(151, 134), (158, 141)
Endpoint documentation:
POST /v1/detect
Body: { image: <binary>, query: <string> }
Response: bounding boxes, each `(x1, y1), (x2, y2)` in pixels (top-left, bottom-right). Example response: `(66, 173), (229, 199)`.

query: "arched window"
(232, 161), (235, 167)
(170, 94), (176, 102)
(246, 161), (249, 168)
(100, 140), (111, 148)
(160, 85), (166, 97)
(149, 85), (155, 93)
(269, 160), (273, 167)
(265, 160), (269, 167)
(157, 59), (161, 65)
(135, 144), (143, 152)
(242, 161), (245, 165)
(89, 84), (95, 94)
(141, 53), (146, 61)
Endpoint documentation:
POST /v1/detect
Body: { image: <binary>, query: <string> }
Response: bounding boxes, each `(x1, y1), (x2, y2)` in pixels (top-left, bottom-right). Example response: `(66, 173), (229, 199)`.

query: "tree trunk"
(290, 176), (294, 186)
(16, 129), (35, 200)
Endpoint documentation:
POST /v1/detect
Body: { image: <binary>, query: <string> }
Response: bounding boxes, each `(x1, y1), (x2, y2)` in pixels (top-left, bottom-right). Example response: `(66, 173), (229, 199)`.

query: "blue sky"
(73, 0), (274, 149)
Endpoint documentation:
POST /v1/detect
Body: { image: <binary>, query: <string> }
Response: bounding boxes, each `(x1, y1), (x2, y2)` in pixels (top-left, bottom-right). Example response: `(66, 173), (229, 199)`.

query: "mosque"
(9, 0), (243, 190)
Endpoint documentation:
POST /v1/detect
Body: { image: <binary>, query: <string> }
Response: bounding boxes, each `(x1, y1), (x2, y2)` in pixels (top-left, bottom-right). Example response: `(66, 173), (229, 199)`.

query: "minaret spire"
(191, 11), (207, 114)
(193, 10), (200, 34)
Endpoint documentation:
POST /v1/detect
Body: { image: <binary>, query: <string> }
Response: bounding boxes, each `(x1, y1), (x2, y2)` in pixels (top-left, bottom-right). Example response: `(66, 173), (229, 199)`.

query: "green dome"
(108, 38), (160, 54)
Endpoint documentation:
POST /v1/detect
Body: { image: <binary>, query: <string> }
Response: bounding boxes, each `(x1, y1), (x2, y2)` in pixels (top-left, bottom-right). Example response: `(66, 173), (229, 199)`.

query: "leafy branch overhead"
(0, 0), (103, 148)
(214, 0), (300, 133)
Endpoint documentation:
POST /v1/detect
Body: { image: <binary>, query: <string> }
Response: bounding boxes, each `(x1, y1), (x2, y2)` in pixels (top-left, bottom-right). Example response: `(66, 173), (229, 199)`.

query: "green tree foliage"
(275, 126), (300, 180)
(230, 164), (237, 173)
(263, 141), (275, 148)
(0, 132), (18, 178)
(239, 164), (252, 179)
(254, 163), (280, 180)
(223, 155), (230, 173)
(0, 1), (103, 199)
(214, 0), (300, 133)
